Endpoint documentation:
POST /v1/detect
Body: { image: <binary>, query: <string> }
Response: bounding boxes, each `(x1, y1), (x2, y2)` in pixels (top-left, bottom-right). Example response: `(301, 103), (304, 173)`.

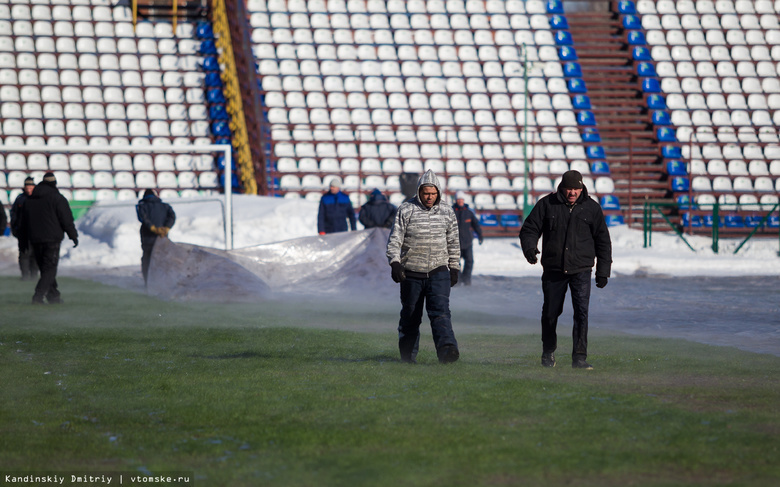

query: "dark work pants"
(459, 246), (474, 285)
(541, 270), (591, 360)
(32, 242), (62, 302)
(18, 242), (39, 280)
(398, 270), (458, 362)
(141, 240), (156, 286)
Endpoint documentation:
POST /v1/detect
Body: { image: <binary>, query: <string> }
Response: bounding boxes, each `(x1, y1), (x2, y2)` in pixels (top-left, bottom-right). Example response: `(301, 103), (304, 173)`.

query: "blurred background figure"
(10, 177), (39, 281)
(359, 188), (397, 229)
(317, 177), (356, 235)
(452, 192), (483, 286)
(136, 189), (176, 287)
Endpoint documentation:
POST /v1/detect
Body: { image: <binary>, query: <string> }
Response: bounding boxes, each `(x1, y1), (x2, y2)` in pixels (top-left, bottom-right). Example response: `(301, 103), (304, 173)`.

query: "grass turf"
(1, 276), (779, 486)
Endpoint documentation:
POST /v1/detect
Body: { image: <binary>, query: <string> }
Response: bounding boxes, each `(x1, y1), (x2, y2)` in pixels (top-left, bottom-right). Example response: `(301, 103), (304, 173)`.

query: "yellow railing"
(210, 0), (257, 194)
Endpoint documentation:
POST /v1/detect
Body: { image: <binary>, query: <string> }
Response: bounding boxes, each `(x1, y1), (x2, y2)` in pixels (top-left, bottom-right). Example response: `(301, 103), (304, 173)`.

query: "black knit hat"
(24, 176), (35, 186)
(43, 172), (57, 184)
(561, 170), (583, 189)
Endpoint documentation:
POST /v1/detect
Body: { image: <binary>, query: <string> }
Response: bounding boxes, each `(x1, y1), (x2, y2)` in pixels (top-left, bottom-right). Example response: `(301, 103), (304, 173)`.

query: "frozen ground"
(1, 194), (778, 356)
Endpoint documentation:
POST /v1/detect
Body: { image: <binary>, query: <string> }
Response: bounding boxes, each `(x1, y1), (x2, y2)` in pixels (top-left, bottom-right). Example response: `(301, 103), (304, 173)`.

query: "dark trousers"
(18, 242), (39, 280)
(459, 246), (474, 285)
(141, 240), (156, 285)
(32, 242), (62, 303)
(398, 270), (458, 362)
(541, 270), (591, 360)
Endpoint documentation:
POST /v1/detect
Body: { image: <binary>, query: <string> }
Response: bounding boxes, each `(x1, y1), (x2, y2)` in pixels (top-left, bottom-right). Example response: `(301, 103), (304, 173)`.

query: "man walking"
(519, 170), (612, 369)
(136, 189), (176, 287)
(317, 177), (357, 235)
(10, 177), (39, 280)
(452, 191), (483, 286)
(359, 188), (396, 229)
(19, 172), (79, 304)
(386, 170), (461, 364)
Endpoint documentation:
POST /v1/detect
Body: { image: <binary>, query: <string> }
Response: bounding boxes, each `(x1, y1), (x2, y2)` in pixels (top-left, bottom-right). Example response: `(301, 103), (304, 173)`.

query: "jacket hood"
(31, 181), (58, 198)
(556, 181), (589, 204)
(139, 194), (162, 204)
(416, 169), (442, 207)
(368, 189), (387, 203)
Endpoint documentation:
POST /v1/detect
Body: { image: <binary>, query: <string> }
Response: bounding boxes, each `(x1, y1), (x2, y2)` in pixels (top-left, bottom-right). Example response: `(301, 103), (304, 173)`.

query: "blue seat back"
(623, 15), (641, 29)
(618, 1), (636, 14)
(568, 78), (587, 93)
(555, 31), (573, 45)
(550, 15), (569, 29)
(637, 62), (656, 77)
(591, 161), (610, 174)
(563, 62), (582, 77)
(480, 214), (499, 227)
(572, 94), (591, 109)
(586, 146), (605, 159)
(681, 213), (703, 227)
(500, 214), (521, 227)
(633, 47), (652, 60)
(600, 195), (620, 210)
(666, 160), (687, 176)
(628, 31), (646, 45)
(662, 145), (682, 158)
(605, 215), (625, 226)
(657, 127), (677, 142)
(671, 177), (689, 192)
(642, 78), (661, 93)
(558, 46), (578, 60)
(647, 94), (666, 109)
(652, 111), (671, 125)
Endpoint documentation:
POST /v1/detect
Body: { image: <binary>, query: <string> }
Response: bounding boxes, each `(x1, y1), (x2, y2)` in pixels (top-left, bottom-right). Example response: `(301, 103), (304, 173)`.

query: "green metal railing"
(643, 201), (780, 255)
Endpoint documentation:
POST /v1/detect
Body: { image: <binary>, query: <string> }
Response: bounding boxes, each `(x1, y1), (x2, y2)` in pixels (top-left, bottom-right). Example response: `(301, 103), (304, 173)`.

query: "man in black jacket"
(519, 170), (612, 369)
(19, 172), (79, 304)
(359, 188), (396, 229)
(10, 177), (39, 280)
(452, 191), (483, 286)
(136, 189), (176, 286)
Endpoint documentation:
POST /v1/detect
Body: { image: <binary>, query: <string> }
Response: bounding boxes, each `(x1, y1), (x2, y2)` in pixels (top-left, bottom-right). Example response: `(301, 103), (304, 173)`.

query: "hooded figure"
(359, 188), (397, 229)
(136, 189), (176, 286)
(386, 170), (461, 364)
(519, 170), (612, 370)
(10, 176), (40, 280)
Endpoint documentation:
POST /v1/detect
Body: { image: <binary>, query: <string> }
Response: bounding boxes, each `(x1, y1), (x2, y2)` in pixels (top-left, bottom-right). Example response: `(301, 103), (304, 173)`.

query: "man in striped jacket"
(386, 170), (461, 364)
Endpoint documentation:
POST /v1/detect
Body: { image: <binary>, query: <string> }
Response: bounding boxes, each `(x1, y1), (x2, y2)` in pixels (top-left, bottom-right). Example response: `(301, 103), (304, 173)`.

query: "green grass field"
(1, 276), (779, 486)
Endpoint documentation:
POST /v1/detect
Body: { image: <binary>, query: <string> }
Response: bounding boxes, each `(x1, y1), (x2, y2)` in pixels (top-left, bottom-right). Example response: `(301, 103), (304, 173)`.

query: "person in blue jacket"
(317, 177), (356, 235)
(136, 189), (176, 286)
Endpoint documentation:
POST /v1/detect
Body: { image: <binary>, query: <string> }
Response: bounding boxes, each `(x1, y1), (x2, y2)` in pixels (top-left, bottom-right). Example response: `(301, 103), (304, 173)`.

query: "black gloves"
(450, 268), (459, 287)
(391, 262), (405, 283)
(478, 237), (484, 245)
(524, 248), (540, 264)
(72, 237), (79, 248)
(596, 276), (608, 288)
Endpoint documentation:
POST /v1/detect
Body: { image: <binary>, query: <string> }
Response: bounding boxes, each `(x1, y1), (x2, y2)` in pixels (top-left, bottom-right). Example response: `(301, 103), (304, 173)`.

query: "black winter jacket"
(0, 202), (6, 236)
(9, 193), (27, 237)
(359, 191), (396, 229)
(136, 194), (176, 246)
(452, 203), (483, 250)
(20, 182), (78, 245)
(519, 185), (612, 278)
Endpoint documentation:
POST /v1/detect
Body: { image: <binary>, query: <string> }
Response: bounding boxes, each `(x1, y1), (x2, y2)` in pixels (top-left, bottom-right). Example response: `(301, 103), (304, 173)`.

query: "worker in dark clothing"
(452, 192), (483, 286)
(359, 188), (397, 229)
(10, 177), (39, 280)
(19, 172), (79, 304)
(1, 201), (7, 237)
(519, 170), (612, 370)
(136, 189), (176, 287)
(317, 177), (356, 234)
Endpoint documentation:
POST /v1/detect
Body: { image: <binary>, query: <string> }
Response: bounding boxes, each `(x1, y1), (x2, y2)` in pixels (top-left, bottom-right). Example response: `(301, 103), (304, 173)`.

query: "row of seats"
(679, 175), (780, 191)
(0, 85), (215, 104)
(1, 153), (217, 172)
(0, 36), (202, 56)
(255, 29), (560, 47)
(638, 44), (780, 62)
(638, 13), (780, 30)
(248, 0), (555, 15)
(1, 119), (217, 137)
(3, 169), (219, 190)
(0, 52), (209, 71)
(680, 193), (779, 209)
(0, 103), (222, 121)
(252, 13), (553, 31)
(682, 143), (780, 159)
(0, 67), (209, 87)
(0, 21), (195, 39)
(679, 159), (780, 176)
(0, 188), (216, 205)
(642, 28), (780, 46)
(1, 4), (138, 23)
(632, 0), (780, 15)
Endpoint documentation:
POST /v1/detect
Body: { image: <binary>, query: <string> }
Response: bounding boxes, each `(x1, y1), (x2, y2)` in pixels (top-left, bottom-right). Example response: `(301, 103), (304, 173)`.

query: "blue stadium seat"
(500, 214), (521, 228)
(666, 160), (687, 176)
(591, 161), (610, 174)
(646, 94), (666, 109)
(550, 15), (569, 29)
(211, 121), (231, 136)
(605, 215), (625, 226)
(208, 89), (226, 103)
(767, 216), (779, 228)
(196, 22), (214, 39)
(671, 177), (689, 192)
(555, 31), (573, 46)
(480, 214), (499, 227)
(676, 195), (694, 210)
(627, 31), (646, 45)
(564, 62), (582, 77)
(662, 146), (682, 159)
(558, 46), (578, 60)
(202, 56), (220, 72)
(623, 15), (641, 29)
(618, 1), (636, 14)
(209, 105), (228, 120)
(637, 62), (656, 77)
(652, 111), (671, 125)
(600, 195), (620, 210)
(632, 47), (652, 61)
(586, 146), (605, 159)
(582, 130), (601, 142)
(199, 40), (217, 55)
(744, 216), (763, 228)
(546, 0), (564, 14)
(568, 78), (587, 93)
(657, 128), (676, 142)
(205, 72), (223, 88)
(681, 213), (703, 227)
(724, 215), (744, 228)
(572, 94), (591, 109)
(642, 78), (661, 93)
(577, 111), (596, 125)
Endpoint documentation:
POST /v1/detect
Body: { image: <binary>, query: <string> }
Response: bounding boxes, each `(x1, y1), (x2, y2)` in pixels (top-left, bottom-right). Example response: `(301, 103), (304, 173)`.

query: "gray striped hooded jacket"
(386, 170), (461, 273)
